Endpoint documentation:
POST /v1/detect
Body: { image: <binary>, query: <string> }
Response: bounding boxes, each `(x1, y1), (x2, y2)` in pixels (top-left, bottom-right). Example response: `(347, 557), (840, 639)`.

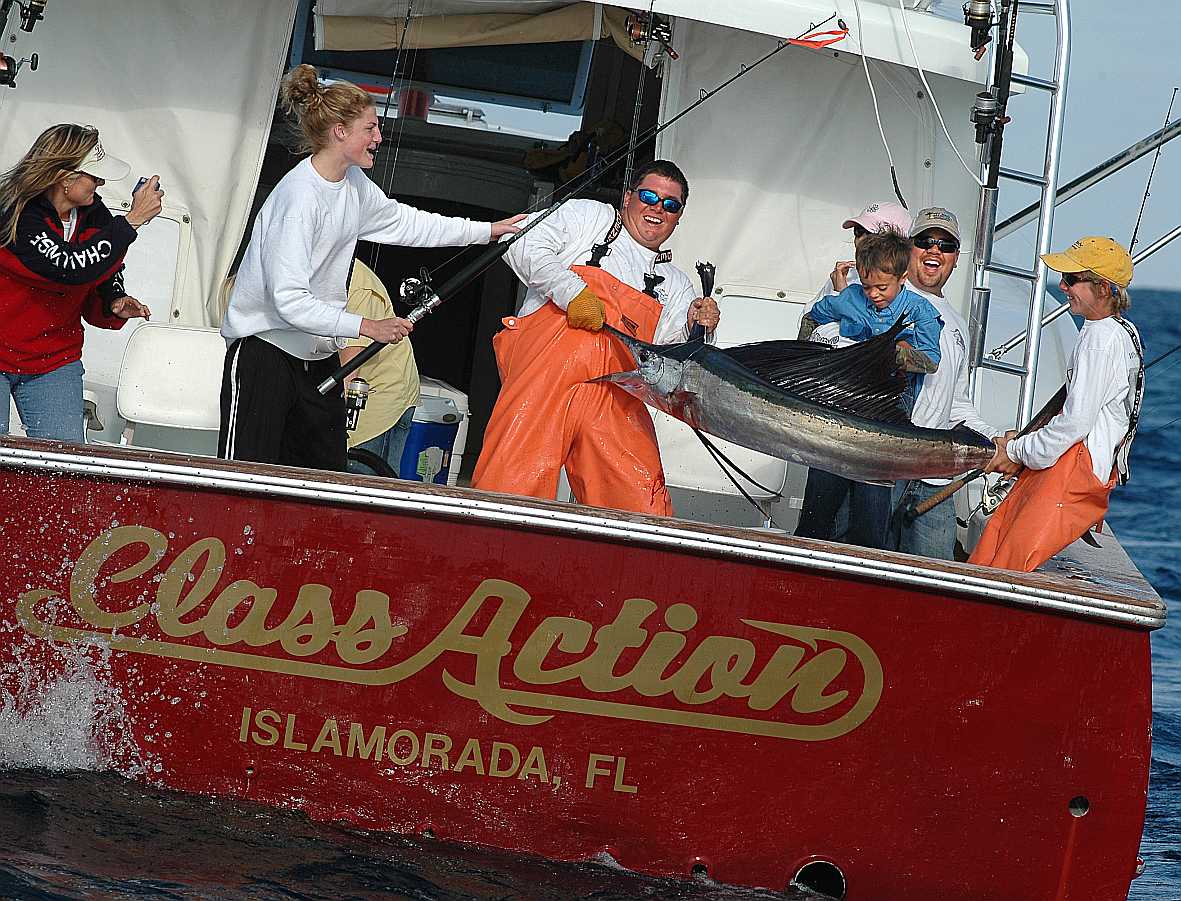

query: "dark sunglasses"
(635, 188), (684, 214)
(913, 235), (959, 253)
(1060, 272), (1091, 287)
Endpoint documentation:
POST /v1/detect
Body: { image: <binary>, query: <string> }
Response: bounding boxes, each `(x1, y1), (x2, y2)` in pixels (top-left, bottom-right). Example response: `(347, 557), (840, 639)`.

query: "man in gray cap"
(888, 207), (998, 559)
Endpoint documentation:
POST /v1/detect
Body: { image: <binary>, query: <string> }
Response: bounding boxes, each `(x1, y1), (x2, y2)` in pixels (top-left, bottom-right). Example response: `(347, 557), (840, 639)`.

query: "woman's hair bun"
(279, 64), (324, 115)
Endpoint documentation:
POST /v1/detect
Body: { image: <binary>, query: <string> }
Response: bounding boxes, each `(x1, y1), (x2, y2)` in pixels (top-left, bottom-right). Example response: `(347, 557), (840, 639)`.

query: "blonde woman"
(970, 237), (1143, 572)
(219, 65), (524, 472)
(0, 124), (161, 442)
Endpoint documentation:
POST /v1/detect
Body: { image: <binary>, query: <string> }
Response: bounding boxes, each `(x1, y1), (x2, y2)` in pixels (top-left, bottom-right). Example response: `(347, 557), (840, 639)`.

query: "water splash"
(0, 628), (155, 776)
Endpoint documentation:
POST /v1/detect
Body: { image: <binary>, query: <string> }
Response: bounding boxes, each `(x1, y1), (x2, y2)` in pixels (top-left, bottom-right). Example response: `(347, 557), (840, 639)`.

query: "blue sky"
(961, 0), (1179, 288)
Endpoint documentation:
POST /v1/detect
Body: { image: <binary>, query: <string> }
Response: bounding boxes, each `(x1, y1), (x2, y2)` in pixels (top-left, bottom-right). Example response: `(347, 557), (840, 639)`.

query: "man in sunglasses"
(888, 207), (998, 559)
(473, 160), (720, 515)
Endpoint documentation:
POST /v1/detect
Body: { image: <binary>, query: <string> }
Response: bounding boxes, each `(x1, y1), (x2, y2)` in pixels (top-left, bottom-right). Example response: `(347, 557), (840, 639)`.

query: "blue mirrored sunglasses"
(635, 188), (684, 214)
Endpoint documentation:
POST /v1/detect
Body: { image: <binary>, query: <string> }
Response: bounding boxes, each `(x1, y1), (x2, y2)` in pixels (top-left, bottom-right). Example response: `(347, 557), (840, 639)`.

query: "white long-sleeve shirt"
(222, 157), (491, 359)
(1009, 316), (1140, 481)
(908, 288), (997, 485)
(506, 198), (698, 345)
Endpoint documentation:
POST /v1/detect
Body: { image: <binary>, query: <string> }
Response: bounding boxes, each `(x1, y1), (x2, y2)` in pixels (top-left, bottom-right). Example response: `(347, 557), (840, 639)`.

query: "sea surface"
(0, 292), (1179, 900)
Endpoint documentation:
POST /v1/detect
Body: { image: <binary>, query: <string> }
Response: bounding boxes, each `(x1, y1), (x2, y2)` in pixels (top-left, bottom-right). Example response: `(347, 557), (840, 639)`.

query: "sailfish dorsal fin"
(721, 316), (911, 425)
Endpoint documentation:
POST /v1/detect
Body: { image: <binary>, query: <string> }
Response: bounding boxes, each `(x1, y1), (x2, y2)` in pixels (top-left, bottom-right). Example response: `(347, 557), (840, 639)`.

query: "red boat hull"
(0, 445), (1155, 898)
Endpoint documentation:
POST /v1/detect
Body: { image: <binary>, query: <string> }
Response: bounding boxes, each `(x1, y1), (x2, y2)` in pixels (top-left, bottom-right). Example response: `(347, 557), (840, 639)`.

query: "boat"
(0, 1), (1166, 897)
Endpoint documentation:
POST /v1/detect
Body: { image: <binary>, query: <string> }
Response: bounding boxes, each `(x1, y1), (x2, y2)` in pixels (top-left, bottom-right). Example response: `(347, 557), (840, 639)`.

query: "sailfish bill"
(595, 319), (995, 483)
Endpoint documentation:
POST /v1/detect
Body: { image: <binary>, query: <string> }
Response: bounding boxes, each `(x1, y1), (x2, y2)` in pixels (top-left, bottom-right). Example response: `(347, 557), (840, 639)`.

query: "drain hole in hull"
(791, 860), (847, 899)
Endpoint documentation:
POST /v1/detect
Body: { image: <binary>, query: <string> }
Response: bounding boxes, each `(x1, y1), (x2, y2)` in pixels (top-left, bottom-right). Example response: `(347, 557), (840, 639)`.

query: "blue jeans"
(795, 467), (892, 549)
(888, 479), (957, 560)
(347, 405), (415, 477)
(0, 361), (85, 443)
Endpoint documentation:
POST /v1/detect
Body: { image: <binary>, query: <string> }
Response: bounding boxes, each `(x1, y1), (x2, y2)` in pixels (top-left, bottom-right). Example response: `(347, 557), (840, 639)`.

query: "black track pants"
(218, 336), (347, 472)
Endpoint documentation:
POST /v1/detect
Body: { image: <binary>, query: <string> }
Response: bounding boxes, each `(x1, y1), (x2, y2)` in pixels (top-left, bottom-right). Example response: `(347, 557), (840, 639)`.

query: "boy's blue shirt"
(809, 284), (943, 366)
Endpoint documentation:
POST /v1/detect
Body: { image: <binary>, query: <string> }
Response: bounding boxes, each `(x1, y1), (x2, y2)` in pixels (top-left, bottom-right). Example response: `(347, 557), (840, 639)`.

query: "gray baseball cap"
(909, 207), (960, 242)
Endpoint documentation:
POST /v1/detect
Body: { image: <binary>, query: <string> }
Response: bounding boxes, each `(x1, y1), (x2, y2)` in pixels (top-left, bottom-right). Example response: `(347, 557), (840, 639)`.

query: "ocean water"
(1111, 289), (1181, 900)
(0, 292), (1178, 900)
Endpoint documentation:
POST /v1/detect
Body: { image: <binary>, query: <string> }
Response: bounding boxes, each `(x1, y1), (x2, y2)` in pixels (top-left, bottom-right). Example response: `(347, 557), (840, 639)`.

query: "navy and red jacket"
(0, 192), (136, 374)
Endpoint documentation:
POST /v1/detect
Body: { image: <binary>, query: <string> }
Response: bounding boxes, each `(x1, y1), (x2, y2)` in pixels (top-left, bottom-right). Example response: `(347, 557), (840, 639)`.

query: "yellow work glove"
(566, 286), (606, 331)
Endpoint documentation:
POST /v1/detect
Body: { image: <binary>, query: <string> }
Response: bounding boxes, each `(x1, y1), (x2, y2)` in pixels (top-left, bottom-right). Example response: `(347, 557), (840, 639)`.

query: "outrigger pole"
(317, 15), (847, 395)
(988, 220), (1181, 360)
(988, 90), (1180, 361)
(993, 116), (1181, 241)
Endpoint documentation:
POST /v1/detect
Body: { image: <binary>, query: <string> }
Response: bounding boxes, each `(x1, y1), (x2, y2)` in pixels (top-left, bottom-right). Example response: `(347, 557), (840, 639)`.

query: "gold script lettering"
(17, 528), (884, 742)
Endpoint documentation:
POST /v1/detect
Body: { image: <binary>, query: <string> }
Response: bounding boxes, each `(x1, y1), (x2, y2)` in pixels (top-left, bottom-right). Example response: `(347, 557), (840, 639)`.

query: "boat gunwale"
(0, 438), (1165, 631)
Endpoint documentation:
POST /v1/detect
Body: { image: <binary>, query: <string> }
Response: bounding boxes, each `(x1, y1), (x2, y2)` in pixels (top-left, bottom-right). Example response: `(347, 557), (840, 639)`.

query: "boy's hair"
(855, 230), (911, 279)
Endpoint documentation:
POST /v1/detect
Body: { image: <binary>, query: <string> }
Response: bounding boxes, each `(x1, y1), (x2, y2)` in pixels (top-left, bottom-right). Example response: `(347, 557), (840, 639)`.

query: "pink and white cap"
(841, 201), (912, 237)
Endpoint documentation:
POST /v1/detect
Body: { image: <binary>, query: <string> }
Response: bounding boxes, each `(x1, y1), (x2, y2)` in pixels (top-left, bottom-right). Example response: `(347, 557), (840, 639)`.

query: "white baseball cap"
(76, 136), (130, 182)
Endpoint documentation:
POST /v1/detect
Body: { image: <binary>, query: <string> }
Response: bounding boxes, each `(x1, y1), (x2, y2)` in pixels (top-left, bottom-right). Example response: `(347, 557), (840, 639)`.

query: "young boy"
(793, 230), (943, 549)
(801, 229), (942, 388)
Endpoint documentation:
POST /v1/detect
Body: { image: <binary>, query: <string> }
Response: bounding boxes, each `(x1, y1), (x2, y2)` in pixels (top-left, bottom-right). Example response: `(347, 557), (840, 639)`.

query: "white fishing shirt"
(223, 157), (490, 359)
(1009, 316), (1141, 481)
(506, 198), (698, 345)
(908, 287), (997, 485)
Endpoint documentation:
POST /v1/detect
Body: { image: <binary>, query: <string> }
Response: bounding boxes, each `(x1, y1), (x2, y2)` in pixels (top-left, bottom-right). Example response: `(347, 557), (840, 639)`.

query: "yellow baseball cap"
(1040, 236), (1133, 288)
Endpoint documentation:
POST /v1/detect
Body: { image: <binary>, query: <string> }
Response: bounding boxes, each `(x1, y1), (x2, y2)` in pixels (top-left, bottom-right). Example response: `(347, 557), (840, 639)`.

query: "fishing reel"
(980, 474), (1015, 515)
(625, 11), (678, 66)
(0, 0), (46, 33)
(399, 275), (426, 303)
(399, 268), (434, 314)
(0, 49), (35, 88)
(963, 1), (993, 53)
(970, 89), (1000, 144)
(344, 376), (371, 432)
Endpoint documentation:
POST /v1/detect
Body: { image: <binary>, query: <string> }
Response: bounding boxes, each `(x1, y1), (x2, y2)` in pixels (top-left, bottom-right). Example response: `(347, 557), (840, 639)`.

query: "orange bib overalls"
(968, 442), (1116, 573)
(473, 246), (673, 516)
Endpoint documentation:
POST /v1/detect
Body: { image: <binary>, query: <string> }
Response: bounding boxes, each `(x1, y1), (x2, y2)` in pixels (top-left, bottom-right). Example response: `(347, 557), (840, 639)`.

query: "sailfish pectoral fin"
(589, 370), (641, 385)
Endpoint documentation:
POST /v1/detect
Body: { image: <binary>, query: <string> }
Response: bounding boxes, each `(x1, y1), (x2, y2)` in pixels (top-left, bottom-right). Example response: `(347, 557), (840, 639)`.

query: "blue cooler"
(398, 396), (461, 484)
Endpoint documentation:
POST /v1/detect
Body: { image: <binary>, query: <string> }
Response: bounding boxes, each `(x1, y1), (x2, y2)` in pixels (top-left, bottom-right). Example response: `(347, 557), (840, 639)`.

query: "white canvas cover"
(655, 16), (985, 307)
(0, 0), (299, 327)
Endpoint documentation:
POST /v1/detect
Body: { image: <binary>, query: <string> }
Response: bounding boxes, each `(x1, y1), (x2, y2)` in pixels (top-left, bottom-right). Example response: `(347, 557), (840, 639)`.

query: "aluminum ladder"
(968, 0), (1070, 427)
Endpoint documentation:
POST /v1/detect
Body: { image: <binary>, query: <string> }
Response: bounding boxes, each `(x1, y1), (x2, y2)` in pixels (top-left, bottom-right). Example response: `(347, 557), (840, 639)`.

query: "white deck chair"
(116, 323), (225, 454)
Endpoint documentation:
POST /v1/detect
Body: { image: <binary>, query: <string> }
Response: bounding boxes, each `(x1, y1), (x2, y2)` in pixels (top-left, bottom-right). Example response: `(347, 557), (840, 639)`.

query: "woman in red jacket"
(0, 123), (162, 442)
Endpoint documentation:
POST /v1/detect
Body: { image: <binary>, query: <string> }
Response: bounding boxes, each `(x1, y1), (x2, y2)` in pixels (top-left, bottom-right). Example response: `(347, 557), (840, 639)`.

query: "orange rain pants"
(968, 442), (1116, 573)
(472, 265), (673, 516)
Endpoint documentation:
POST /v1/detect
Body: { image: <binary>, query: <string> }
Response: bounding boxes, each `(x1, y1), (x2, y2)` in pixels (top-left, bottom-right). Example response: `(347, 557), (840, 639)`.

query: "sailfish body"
(596, 320), (995, 483)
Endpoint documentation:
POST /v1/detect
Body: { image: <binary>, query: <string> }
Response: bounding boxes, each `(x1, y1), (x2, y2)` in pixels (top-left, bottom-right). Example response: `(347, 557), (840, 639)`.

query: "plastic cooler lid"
(413, 395), (461, 425)
(418, 376), (469, 415)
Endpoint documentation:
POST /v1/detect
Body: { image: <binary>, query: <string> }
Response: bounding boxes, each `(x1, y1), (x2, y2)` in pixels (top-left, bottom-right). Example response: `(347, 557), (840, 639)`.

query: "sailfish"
(595, 317), (996, 484)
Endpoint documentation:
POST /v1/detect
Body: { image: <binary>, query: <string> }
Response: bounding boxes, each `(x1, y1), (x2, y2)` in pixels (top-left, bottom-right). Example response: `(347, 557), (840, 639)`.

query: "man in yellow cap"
(969, 236), (1144, 572)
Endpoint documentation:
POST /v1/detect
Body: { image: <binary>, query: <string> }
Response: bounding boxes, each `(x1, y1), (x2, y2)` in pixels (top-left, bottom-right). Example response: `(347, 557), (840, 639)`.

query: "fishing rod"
(1129, 87), (1177, 254)
(907, 333), (1181, 521)
(905, 384), (1065, 522)
(317, 13), (847, 395)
